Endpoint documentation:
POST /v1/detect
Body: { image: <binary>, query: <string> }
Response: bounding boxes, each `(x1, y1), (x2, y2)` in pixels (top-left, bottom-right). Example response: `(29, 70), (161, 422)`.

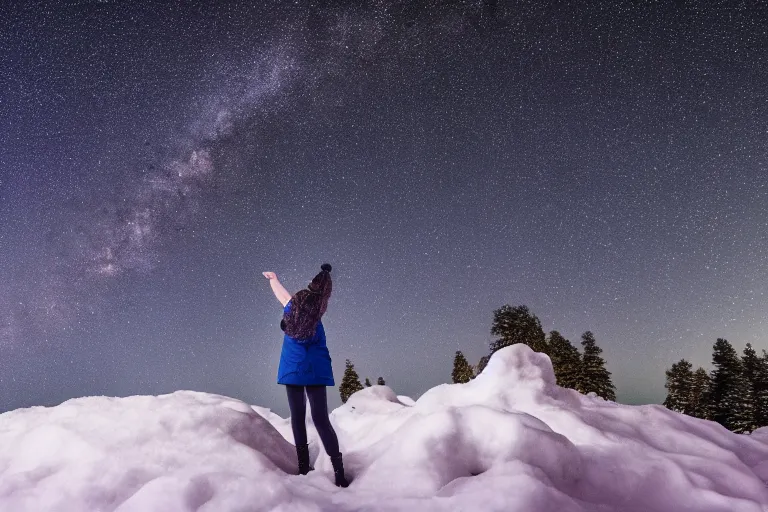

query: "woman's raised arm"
(263, 272), (292, 306)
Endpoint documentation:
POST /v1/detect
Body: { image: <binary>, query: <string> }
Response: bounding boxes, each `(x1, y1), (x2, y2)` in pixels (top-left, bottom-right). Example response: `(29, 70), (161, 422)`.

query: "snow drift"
(2, 344), (768, 511)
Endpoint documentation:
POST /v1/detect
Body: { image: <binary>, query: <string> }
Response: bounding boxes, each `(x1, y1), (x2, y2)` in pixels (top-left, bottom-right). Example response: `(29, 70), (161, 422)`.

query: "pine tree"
(490, 304), (548, 354)
(364, 377), (372, 387)
(474, 354), (490, 378)
(339, 359), (364, 403)
(547, 330), (582, 390)
(452, 351), (474, 383)
(580, 331), (616, 401)
(730, 372), (754, 434)
(709, 338), (752, 432)
(663, 359), (693, 414)
(689, 367), (711, 420)
(741, 345), (768, 429)
(758, 350), (768, 427)
(377, 376), (386, 386)
(740, 344), (763, 431)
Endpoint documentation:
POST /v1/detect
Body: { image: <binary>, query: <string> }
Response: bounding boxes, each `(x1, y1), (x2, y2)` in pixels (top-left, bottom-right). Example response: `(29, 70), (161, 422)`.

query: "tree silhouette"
(339, 359), (364, 403)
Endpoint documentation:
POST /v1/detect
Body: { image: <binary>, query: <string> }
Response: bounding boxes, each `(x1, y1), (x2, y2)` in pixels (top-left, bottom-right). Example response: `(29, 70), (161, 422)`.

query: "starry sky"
(1, 1), (766, 416)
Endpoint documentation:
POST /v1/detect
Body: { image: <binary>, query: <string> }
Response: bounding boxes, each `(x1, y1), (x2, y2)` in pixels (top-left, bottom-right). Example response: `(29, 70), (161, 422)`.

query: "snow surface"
(2, 344), (768, 511)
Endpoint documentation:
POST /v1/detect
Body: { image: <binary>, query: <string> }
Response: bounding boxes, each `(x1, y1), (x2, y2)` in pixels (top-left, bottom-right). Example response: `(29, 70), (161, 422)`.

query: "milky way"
(1, 1), (766, 415)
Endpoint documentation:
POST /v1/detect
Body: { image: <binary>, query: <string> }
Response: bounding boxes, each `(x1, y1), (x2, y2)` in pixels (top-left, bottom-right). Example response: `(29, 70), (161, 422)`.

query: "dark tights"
(286, 385), (341, 456)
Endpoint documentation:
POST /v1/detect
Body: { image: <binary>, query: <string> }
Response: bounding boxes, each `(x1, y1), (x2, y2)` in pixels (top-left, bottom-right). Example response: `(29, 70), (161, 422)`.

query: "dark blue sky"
(1, 1), (766, 416)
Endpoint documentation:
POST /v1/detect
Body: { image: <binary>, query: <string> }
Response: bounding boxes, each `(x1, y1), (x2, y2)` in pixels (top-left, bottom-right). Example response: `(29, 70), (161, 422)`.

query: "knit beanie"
(308, 263), (332, 296)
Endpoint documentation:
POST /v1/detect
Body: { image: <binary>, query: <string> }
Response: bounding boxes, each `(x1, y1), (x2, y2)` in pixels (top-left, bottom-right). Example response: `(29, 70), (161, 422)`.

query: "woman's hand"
(264, 271), (291, 306)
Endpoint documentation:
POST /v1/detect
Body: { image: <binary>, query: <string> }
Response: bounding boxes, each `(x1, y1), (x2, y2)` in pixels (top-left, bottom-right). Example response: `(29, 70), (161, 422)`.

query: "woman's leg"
(305, 385), (340, 456)
(286, 384), (308, 446)
(306, 385), (349, 487)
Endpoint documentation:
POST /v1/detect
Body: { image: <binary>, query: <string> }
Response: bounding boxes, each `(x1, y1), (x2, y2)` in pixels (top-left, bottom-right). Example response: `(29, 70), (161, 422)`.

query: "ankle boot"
(296, 443), (314, 475)
(330, 453), (349, 488)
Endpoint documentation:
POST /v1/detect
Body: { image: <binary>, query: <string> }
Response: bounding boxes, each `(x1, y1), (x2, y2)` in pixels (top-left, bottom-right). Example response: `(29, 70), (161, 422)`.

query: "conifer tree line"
(341, 304), (617, 404)
(664, 339), (768, 433)
(452, 304), (616, 401)
(337, 307), (768, 433)
(338, 359), (386, 403)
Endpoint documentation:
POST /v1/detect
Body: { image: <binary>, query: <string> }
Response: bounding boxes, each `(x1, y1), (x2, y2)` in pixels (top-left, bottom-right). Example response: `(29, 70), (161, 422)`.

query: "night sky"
(1, 1), (766, 416)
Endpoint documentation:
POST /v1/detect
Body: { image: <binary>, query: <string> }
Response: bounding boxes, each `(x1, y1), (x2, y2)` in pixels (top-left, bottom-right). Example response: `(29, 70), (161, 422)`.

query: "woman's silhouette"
(263, 264), (349, 487)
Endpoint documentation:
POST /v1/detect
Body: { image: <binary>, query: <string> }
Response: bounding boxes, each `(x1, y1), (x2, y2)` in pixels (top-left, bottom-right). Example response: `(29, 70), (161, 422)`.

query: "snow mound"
(0, 391), (302, 511)
(2, 344), (768, 511)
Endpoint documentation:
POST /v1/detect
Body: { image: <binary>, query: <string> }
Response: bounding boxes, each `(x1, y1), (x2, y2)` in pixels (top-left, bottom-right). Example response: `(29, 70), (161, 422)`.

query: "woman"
(262, 264), (349, 488)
